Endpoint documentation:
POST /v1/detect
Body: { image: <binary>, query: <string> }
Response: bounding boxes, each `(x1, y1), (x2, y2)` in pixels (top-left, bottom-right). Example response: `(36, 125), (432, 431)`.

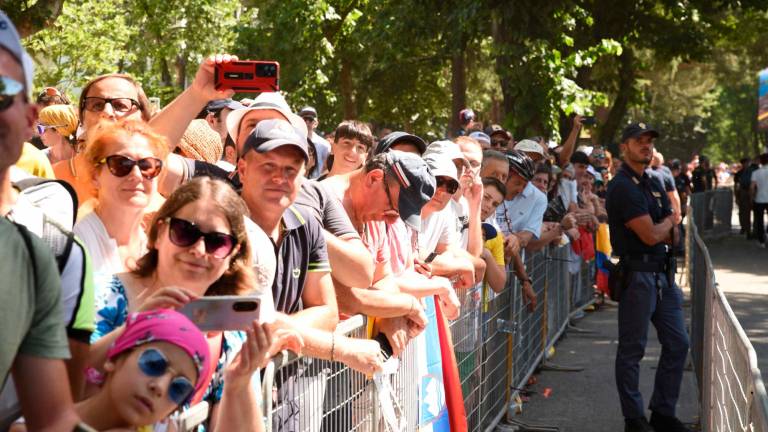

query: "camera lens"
(256, 63), (277, 77)
(232, 301), (259, 312)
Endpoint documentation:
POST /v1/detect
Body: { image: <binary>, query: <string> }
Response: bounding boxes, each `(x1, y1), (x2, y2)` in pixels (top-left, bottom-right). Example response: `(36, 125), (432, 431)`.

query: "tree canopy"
(10, 0), (768, 161)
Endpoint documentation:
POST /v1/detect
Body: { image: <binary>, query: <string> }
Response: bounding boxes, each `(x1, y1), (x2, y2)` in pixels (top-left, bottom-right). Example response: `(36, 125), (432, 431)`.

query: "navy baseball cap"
(373, 131), (427, 156)
(384, 150), (435, 230)
(241, 119), (309, 161)
(621, 122), (659, 143)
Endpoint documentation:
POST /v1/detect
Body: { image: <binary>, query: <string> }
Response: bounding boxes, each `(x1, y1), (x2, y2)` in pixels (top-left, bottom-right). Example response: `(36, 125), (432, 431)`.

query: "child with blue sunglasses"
(13, 309), (211, 431)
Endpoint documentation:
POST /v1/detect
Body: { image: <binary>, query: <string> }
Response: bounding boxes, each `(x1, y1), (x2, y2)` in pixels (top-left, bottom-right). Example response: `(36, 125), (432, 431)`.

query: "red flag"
(434, 296), (468, 432)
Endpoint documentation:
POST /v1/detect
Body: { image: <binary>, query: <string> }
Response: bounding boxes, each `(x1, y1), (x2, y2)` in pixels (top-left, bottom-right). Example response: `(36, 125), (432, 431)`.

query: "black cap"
(621, 122), (659, 143)
(373, 131), (427, 156)
(241, 119), (309, 161)
(384, 150), (436, 230)
(206, 98), (245, 113)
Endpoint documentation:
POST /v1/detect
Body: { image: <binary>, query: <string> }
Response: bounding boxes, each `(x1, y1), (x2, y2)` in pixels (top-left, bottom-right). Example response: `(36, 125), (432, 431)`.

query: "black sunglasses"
(436, 176), (459, 194)
(165, 217), (237, 259)
(0, 76), (24, 112)
(99, 155), (163, 180)
(137, 348), (195, 405)
(83, 96), (139, 114)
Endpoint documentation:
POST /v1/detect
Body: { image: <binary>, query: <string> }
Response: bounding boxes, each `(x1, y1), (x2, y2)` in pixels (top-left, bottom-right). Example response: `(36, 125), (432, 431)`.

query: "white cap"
(226, 92), (307, 146)
(424, 140), (469, 168)
(514, 139), (545, 157)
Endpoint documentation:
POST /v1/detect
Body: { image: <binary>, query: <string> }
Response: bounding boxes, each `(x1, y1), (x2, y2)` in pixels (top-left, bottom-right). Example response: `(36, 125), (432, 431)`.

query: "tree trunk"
(450, 47), (467, 138)
(599, 48), (636, 148)
(11, 0), (65, 38)
(492, 12), (516, 138)
(160, 58), (173, 88)
(340, 58), (357, 119)
(175, 54), (187, 90)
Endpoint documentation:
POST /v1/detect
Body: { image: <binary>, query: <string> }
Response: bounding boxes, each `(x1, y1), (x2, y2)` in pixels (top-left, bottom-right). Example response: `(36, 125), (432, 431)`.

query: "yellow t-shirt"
(482, 233), (506, 312)
(15, 142), (55, 179)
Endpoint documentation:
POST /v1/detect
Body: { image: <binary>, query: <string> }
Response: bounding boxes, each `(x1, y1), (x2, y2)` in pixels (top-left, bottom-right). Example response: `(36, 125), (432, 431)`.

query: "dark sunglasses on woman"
(137, 348), (195, 405)
(165, 217), (237, 259)
(0, 76), (24, 111)
(82, 96), (139, 114)
(436, 176), (459, 194)
(99, 155), (163, 180)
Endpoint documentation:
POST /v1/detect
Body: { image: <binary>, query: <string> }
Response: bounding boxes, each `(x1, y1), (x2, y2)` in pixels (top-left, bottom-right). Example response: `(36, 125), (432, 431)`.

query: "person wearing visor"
(607, 123), (690, 432)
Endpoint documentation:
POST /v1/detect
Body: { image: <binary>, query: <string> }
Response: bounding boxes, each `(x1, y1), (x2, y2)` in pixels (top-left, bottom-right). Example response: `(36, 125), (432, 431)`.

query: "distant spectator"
(691, 155), (716, 192)
(37, 104), (78, 164)
(36, 86), (71, 107)
(323, 120), (375, 179)
(456, 108), (476, 137)
(734, 157), (757, 237)
(468, 131), (491, 149)
(750, 153), (768, 247)
(298, 106), (331, 179)
(487, 125), (512, 151)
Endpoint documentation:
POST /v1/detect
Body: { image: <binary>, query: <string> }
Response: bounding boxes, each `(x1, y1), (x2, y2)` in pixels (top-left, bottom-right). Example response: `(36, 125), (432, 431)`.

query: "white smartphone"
(179, 295), (261, 331)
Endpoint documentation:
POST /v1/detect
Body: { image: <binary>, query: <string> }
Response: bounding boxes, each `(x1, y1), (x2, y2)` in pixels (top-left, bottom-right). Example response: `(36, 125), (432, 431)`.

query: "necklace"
(69, 155), (78, 179)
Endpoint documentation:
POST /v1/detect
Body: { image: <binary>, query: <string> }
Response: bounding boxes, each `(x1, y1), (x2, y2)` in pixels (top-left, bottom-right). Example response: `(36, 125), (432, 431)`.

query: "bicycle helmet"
(506, 149), (535, 181)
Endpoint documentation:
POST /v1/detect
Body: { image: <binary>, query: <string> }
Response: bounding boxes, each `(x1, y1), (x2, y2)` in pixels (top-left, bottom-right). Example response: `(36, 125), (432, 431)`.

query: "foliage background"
(6, 0), (768, 162)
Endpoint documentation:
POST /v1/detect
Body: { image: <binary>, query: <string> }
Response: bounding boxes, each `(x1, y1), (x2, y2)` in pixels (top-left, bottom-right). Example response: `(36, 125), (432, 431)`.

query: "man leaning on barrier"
(606, 123), (691, 432)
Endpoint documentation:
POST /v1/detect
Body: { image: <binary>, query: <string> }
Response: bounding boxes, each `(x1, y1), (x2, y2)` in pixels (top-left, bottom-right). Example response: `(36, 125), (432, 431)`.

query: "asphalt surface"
(705, 215), (768, 378)
(499, 301), (700, 431)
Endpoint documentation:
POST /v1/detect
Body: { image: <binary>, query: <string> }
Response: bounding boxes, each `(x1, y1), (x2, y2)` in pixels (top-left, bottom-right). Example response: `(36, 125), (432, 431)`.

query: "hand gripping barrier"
(258, 243), (598, 432)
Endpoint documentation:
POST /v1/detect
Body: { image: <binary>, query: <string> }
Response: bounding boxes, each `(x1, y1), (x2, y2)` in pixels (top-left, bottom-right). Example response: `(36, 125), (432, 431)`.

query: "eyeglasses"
(382, 174), (399, 216)
(137, 348), (195, 405)
(165, 217), (237, 259)
(99, 155), (163, 180)
(0, 76), (24, 112)
(436, 176), (459, 195)
(36, 123), (66, 135)
(83, 97), (139, 114)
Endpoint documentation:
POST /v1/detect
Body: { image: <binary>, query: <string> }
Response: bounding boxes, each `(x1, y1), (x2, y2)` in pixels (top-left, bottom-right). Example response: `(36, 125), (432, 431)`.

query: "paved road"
(502, 302), (699, 431)
(705, 218), (768, 377)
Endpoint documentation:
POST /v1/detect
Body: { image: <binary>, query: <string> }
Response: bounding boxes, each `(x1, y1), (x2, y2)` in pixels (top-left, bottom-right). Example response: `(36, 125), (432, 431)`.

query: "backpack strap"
(14, 177), (79, 227)
(39, 214), (76, 273)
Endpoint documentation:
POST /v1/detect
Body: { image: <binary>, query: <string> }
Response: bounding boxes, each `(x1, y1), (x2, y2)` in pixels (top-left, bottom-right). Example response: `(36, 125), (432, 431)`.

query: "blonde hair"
(39, 104), (79, 138)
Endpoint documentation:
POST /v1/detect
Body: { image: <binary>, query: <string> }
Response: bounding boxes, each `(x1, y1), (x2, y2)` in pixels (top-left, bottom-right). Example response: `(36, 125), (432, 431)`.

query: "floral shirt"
(92, 275), (248, 430)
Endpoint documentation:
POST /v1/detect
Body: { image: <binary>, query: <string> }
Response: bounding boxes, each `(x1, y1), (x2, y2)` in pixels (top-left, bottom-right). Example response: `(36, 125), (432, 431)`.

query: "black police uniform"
(606, 162), (690, 421)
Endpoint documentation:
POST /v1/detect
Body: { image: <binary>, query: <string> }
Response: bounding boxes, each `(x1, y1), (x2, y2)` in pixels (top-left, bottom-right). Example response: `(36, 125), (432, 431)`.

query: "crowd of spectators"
(0, 11), (673, 431)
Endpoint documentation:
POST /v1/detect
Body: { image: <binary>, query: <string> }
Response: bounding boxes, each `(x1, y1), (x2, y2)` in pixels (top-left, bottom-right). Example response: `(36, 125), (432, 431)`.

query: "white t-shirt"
(450, 197), (470, 249)
(558, 178), (578, 209)
(244, 216), (277, 305)
(752, 166), (768, 204)
(418, 206), (458, 260)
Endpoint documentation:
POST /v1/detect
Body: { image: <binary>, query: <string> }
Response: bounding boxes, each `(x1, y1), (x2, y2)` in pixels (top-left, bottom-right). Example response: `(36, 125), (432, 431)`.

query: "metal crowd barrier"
(689, 188), (733, 239)
(260, 243), (596, 432)
(686, 198), (768, 431)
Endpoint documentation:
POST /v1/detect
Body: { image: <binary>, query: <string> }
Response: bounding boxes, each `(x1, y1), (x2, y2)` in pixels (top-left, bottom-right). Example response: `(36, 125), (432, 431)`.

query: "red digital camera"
(214, 61), (280, 93)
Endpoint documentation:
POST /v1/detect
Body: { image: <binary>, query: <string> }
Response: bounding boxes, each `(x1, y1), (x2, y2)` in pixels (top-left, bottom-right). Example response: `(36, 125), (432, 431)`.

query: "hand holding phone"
(214, 60), (280, 93)
(581, 116), (597, 126)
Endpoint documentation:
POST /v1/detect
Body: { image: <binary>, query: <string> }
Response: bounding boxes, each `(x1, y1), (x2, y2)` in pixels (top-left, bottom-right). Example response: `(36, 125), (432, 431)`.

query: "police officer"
(606, 123), (691, 432)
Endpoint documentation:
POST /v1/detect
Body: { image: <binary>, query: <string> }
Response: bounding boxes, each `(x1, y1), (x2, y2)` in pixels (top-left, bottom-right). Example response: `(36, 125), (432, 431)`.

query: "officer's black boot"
(649, 411), (692, 432)
(625, 417), (654, 432)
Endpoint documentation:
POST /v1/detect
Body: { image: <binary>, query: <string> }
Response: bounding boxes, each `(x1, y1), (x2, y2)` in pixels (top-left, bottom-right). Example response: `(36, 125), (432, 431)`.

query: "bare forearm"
(212, 384), (263, 432)
(290, 305), (338, 332)
(325, 233), (374, 288)
(396, 272), (450, 298)
(558, 125), (580, 167)
(149, 88), (208, 150)
(336, 283), (414, 318)
(482, 253), (506, 293)
(466, 204), (483, 257)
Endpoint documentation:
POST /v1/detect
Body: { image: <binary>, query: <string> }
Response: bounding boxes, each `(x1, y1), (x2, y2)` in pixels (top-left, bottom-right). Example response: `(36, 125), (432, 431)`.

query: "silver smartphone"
(179, 296), (261, 331)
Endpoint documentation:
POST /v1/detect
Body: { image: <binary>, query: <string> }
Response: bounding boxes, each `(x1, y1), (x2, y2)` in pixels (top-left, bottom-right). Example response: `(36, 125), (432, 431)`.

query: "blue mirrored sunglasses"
(137, 348), (195, 405)
(0, 76), (24, 111)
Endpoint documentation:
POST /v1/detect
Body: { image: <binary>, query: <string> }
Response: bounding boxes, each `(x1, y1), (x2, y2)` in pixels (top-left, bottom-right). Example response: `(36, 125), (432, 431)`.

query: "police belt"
(619, 254), (669, 273)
